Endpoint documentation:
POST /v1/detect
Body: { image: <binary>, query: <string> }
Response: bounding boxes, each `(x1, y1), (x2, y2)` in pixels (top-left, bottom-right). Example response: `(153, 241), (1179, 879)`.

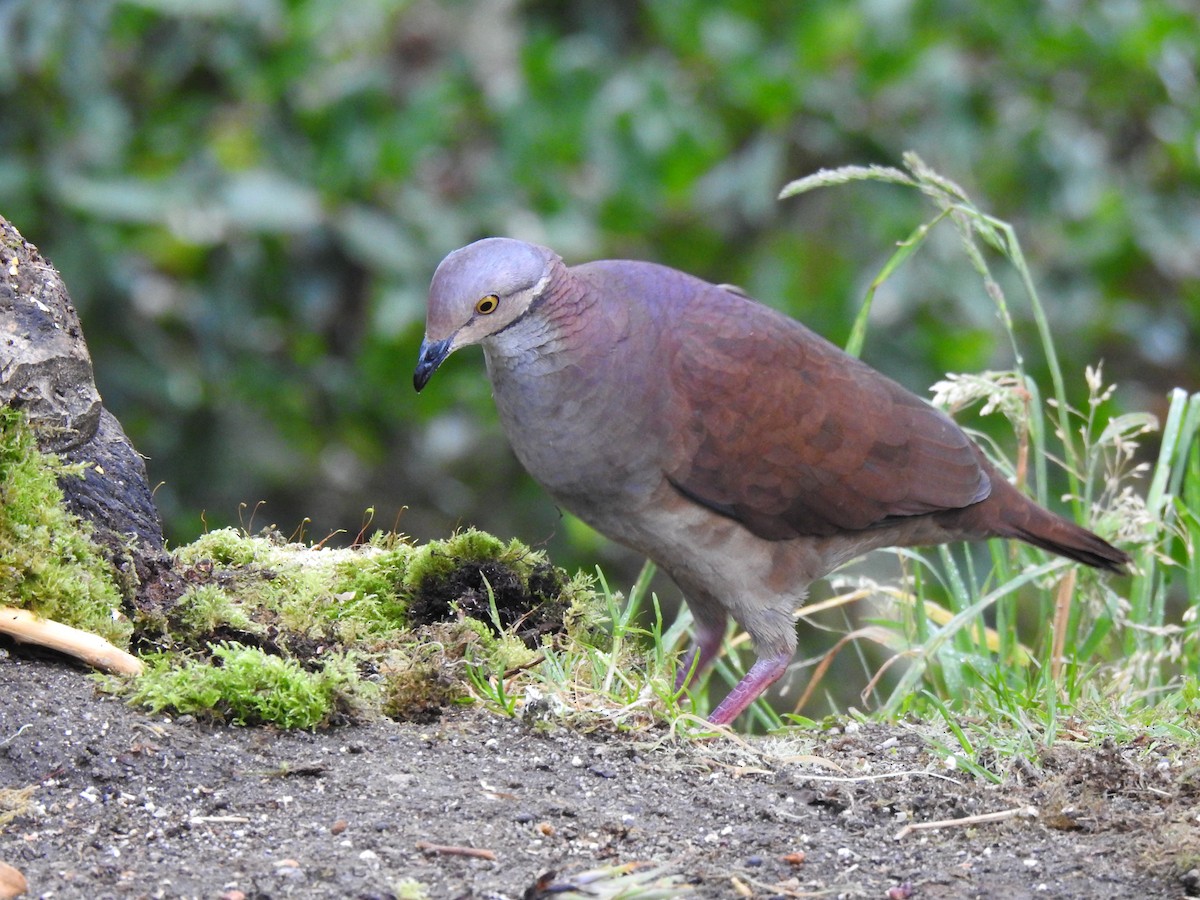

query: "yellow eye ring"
(475, 294), (499, 315)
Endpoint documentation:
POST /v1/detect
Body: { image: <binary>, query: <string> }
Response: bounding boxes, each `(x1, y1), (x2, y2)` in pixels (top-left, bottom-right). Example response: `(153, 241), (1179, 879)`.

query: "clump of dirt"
(408, 557), (572, 647)
(377, 622), (481, 724)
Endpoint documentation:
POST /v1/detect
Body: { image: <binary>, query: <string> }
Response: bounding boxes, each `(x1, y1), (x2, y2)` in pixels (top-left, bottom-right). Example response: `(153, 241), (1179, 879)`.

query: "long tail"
(1004, 510), (1129, 572)
(971, 476), (1130, 573)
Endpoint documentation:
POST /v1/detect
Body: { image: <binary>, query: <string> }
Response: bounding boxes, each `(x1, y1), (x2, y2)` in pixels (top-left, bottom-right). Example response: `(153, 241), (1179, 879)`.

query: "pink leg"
(707, 650), (791, 726)
(675, 618), (726, 692)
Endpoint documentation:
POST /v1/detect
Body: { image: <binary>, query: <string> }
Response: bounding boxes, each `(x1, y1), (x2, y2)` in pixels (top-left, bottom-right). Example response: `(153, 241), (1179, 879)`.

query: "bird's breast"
(485, 344), (666, 518)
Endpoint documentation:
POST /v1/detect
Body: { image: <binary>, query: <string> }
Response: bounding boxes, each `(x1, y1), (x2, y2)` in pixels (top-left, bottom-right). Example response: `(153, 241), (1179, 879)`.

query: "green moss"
(173, 585), (256, 639)
(174, 527), (272, 567)
(444, 528), (514, 562)
(401, 527), (596, 650)
(171, 529), (422, 640)
(326, 546), (412, 637)
(458, 615), (540, 671)
(111, 519), (608, 728)
(394, 878), (430, 900)
(561, 570), (605, 644)
(0, 405), (130, 646)
(401, 528), (531, 592)
(129, 642), (368, 728)
(403, 538), (477, 591)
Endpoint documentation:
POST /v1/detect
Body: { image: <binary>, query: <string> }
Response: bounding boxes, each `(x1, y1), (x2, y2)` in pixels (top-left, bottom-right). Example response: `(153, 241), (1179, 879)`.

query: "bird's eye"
(475, 294), (499, 315)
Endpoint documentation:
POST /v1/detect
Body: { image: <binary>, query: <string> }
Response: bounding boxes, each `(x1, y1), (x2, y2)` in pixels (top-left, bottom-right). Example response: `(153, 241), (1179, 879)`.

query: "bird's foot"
(706, 651), (791, 726)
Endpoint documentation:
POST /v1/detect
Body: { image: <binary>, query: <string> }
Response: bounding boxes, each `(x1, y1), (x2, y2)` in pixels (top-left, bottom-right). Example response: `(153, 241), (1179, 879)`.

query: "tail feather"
(1005, 513), (1130, 573)
(980, 475), (1131, 573)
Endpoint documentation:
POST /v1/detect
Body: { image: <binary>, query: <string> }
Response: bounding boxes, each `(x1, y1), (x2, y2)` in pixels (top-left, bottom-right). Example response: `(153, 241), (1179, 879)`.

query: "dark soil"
(2, 649), (1198, 900)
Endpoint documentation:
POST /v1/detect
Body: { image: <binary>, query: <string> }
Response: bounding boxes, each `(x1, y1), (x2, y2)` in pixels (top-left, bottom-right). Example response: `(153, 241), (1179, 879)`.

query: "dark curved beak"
(413, 336), (453, 392)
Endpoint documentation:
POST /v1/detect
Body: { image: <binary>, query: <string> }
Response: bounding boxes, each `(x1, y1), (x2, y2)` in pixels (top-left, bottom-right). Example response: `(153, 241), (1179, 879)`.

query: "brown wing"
(664, 285), (990, 540)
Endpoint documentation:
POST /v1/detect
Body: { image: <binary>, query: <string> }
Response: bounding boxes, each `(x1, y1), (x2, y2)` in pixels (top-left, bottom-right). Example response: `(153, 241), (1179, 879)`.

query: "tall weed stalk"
(769, 156), (1199, 740)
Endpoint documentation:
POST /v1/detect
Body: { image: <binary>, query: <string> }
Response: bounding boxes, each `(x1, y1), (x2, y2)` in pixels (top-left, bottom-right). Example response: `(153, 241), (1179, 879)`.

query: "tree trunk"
(0, 213), (164, 554)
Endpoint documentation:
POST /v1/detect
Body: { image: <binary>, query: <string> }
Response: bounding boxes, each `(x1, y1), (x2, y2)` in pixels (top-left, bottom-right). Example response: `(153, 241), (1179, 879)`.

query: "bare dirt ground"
(2, 648), (1198, 900)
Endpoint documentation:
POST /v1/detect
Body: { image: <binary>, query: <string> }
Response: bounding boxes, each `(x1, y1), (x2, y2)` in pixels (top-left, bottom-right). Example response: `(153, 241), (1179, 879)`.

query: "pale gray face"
(414, 238), (556, 391)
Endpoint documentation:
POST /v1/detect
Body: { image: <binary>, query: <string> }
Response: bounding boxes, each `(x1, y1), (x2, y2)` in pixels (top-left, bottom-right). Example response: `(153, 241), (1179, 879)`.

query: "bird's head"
(413, 237), (558, 391)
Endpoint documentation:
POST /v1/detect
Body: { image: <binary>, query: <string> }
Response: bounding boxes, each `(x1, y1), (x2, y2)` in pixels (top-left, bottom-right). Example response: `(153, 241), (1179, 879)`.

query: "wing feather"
(664, 283), (990, 539)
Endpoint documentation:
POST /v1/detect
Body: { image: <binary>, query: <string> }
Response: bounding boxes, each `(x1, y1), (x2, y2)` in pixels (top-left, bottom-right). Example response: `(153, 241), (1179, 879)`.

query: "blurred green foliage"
(0, 0), (1196, 582)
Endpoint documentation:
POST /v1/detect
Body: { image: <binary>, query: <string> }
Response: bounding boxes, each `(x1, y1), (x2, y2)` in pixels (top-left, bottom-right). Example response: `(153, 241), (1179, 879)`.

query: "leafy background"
(1, 0), (1197, 590)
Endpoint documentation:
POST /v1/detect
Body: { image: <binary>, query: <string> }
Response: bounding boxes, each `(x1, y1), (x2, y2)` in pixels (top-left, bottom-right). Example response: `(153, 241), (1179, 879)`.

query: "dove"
(414, 238), (1129, 725)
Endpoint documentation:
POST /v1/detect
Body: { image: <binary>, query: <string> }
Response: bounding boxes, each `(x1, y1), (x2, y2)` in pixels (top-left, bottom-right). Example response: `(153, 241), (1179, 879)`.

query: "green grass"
(463, 559), (688, 728)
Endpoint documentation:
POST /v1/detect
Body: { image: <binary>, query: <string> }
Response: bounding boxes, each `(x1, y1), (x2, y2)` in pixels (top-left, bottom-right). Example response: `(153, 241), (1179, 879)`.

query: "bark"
(0, 213), (164, 552)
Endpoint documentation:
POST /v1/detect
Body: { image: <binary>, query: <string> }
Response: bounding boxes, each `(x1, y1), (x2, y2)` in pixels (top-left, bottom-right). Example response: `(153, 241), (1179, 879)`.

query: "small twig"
(250, 762), (327, 778)
(742, 875), (829, 898)
(793, 769), (961, 786)
(791, 625), (895, 714)
(0, 724), (31, 748)
(894, 805), (1037, 839)
(694, 758), (775, 777)
(0, 606), (142, 675)
(415, 841), (497, 861)
(502, 654), (545, 679)
(189, 815), (251, 825)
